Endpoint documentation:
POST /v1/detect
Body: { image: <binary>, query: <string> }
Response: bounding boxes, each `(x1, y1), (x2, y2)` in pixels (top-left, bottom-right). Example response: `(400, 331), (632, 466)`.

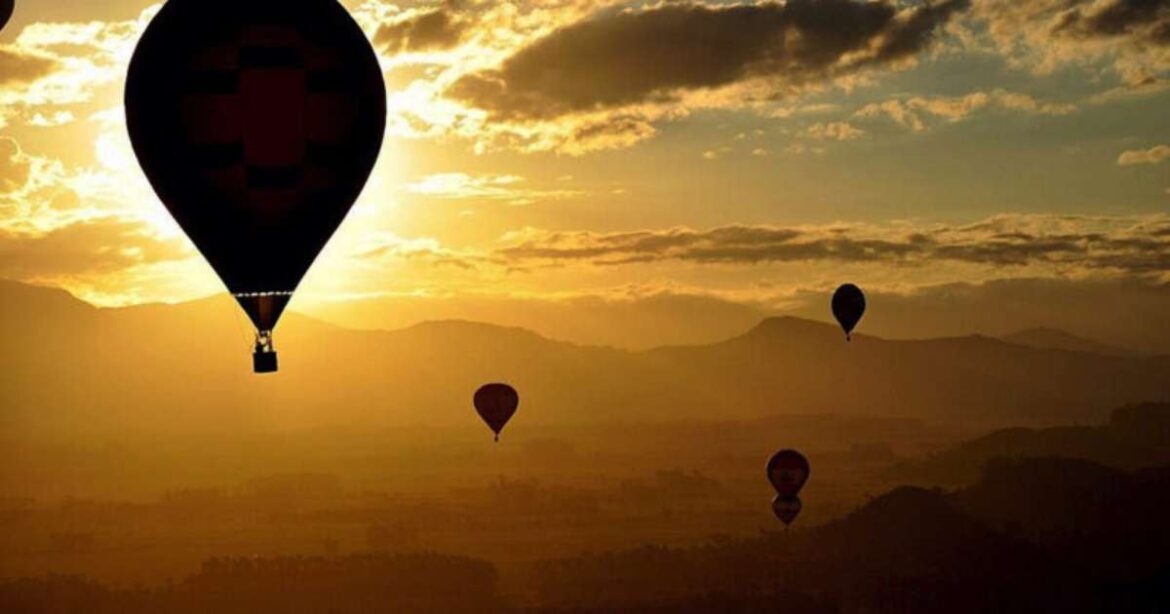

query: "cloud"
(0, 217), (188, 279)
(970, 0), (1170, 87)
(0, 46), (59, 86)
(1050, 0), (1170, 44)
(0, 137), (33, 191)
(856, 90), (1076, 131)
(0, 117), (204, 304)
(375, 7), (468, 54)
(496, 215), (1170, 276)
(0, 10), (153, 123)
(1118, 144), (1170, 165)
(402, 173), (583, 204)
(451, 0), (970, 120)
(806, 121), (865, 140)
(855, 99), (927, 131)
(348, 231), (483, 271)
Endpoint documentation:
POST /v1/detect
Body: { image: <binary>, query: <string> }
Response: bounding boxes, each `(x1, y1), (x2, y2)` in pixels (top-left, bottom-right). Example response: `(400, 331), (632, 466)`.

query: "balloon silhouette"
(0, 0), (14, 33)
(766, 449), (810, 498)
(474, 383), (519, 442)
(772, 494), (802, 526)
(125, 0), (386, 373)
(832, 283), (866, 342)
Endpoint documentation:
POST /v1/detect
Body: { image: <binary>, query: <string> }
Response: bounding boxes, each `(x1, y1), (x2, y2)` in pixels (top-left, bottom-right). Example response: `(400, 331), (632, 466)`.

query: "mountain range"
(2, 280), (1167, 434)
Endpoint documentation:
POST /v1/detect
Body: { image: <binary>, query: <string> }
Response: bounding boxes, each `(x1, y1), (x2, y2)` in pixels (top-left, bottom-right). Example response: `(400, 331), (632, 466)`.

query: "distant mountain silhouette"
(1000, 327), (1134, 356)
(954, 456), (1170, 597)
(300, 291), (769, 350)
(895, 403), (1170, 485)
(2, 281), (1168, 434)
(646, 317), (1169, 424)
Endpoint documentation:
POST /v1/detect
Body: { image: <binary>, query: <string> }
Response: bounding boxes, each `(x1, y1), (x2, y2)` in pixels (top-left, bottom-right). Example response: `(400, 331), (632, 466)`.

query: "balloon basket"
(253, 351), (278, 374)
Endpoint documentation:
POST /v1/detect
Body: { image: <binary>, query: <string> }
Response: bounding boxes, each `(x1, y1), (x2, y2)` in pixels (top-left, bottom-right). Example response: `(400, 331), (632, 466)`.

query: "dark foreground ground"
(2, 404), (1168, 613)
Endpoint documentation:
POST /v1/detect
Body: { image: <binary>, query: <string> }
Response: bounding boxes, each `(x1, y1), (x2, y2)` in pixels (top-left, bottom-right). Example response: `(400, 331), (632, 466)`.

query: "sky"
(0, 0), (1167, 346)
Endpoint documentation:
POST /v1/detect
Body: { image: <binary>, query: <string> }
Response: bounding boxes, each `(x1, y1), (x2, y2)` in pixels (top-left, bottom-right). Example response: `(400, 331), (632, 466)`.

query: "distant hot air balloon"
(0, 0), (14, 33)
(474, 383), (519, 442)
(766, 449), (810, 498)
(831, 283), (866, 342)
(772, 494), (802, 526)
(125, 0), (386, 373)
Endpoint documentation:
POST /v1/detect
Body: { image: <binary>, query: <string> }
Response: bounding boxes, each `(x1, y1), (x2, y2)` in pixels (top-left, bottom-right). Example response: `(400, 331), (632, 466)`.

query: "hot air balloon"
(125, 0), (386, 373)
(766, 449), (810, 498)
(772, 494), (801, 526)
(0, 0), (14, 33)
(832, 283), (866, 342)
(474, 383), (519, 442)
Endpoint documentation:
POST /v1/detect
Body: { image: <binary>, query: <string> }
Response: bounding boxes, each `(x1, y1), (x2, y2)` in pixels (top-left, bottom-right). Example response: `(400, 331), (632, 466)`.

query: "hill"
(521, 460), (1170, 612)
(893, 403), (1170, 485)
(297, 292), (769, 350)
(1000, 327), (1134, 356)
(2, 280), (1169, 435)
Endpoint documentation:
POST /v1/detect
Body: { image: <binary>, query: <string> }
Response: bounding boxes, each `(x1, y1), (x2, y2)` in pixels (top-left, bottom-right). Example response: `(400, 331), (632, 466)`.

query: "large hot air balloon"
(772, 494), (801, 526)
(831, 283), (866, 342)
(125, 0), (386, 373)
(474, 383), (519, 442)
(0, 0), (14, 33)
(766, 449), (810, 498)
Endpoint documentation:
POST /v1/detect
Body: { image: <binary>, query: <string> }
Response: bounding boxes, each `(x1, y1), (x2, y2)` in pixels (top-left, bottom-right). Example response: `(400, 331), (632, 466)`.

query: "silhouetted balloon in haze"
(0, 0), (14, 33)
(772, 494), (801, 526)
(125, 0), (386, 373)
(474, 383), (519, 442)
(831, 283), (867, 341)
(767, 449), (810, 497)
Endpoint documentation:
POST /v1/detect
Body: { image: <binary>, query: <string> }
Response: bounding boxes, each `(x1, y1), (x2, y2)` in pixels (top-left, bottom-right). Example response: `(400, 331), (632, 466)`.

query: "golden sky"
(0, 0), (1167, 344)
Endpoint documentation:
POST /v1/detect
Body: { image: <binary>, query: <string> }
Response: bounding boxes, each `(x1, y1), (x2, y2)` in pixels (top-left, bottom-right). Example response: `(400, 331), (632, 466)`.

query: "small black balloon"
(831, 284), (866, 341)
(772, 495), (802, 526)
(474, 383), (519, 442)
(766, 449), (810, 497)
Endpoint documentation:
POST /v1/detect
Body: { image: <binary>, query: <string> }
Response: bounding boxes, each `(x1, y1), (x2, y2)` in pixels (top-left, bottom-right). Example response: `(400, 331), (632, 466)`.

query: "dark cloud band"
(451, 0), (970, 119)
(497, 218), (1170, 274)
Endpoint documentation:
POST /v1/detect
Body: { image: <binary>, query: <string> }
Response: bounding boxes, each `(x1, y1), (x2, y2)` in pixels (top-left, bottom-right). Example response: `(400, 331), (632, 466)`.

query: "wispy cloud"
(1118, 144), (1170, 166)
(856, 90), (1077, 131)
(969, 0), (1170, 88)
(375, 6), (468, 55)
(496, 215), (1170, 277)
(806, 122), (866, 141)
(402, 173), (583, 205)
(0, 46), (59, 87)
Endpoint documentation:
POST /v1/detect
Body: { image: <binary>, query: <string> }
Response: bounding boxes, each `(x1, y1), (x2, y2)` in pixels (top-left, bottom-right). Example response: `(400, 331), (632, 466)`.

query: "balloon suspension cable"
(255, 330), (275, 354)
(228, 300), (255, 351)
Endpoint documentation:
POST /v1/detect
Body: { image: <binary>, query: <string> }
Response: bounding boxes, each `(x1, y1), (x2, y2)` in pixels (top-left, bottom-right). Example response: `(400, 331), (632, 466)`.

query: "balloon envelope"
(832, 283), (866, 341)
(766, 449), (810, 497)
(772, 495), (802, 526)
(125, 0), (386, 369)
(0, 0), (13, 33)
(474, 383), (520, 442)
